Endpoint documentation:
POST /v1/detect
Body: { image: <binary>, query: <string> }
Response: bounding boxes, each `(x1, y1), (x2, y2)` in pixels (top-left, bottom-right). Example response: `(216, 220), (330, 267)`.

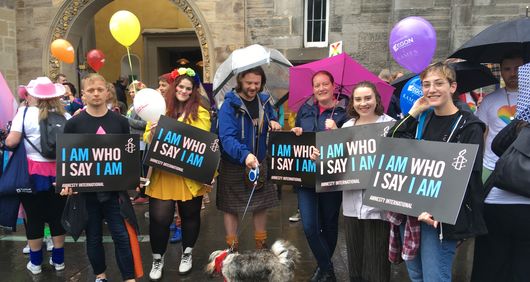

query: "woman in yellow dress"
(144, 68), (211, 280)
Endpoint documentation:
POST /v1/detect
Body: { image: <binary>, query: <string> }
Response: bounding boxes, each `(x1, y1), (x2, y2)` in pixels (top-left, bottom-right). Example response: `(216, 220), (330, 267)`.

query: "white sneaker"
(149, 254), (164, 280)
(49, 257), (65, 271)
(44, 237), (53, 252)
(289, 210), (301, 222)
(26, 261), (42, 275)
(22, 244), (30, 254)
(178, 247), (193, 275)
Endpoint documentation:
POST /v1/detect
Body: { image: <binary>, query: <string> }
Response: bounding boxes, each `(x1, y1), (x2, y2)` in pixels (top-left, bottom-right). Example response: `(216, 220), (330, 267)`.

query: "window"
(304, 0), (330, 48)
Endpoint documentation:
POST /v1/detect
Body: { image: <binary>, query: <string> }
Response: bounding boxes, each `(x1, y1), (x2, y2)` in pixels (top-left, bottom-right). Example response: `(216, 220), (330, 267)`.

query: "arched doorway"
(43, 0), (214, 85)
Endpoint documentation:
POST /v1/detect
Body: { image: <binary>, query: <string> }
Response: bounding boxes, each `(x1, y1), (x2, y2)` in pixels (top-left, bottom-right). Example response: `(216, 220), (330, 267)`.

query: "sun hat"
(25, 77), (65, 99)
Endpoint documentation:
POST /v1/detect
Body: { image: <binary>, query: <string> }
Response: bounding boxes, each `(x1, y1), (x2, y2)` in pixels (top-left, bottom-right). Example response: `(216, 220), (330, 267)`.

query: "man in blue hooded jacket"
(216, 66), (281, 251)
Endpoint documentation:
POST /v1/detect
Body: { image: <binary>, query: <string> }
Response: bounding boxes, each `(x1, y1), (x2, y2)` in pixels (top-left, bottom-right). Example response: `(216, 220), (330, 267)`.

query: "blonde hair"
(419, 62), (456, 83)
(82, 73), (106, 89)
(37, 98), (66, 121)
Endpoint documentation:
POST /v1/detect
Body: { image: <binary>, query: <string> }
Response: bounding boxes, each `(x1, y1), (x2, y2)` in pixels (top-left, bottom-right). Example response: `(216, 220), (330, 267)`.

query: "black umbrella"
(391, 62), (498, 96)
(449, 16), (530, 63)
(391, 72), (417, 96)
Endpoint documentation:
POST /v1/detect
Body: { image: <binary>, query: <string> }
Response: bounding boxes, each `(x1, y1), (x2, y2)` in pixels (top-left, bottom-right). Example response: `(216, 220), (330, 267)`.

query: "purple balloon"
(389, 16), (437, 73)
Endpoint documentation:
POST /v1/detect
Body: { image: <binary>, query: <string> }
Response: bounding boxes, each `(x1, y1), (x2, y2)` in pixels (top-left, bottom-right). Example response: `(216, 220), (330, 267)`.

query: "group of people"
(2, 51), (528, 282)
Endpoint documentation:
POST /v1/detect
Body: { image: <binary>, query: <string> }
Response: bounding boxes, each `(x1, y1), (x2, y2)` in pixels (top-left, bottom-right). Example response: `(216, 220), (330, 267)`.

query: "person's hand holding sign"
(291, 127), (303, 136)
(418, 211), (439, 228)
(310, 146), (320, 161)
(269, 120), (281, 131)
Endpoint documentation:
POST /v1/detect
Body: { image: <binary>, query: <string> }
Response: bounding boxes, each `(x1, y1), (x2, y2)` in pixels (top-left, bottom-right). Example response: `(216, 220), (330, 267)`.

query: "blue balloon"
(400, 75), (423, 115)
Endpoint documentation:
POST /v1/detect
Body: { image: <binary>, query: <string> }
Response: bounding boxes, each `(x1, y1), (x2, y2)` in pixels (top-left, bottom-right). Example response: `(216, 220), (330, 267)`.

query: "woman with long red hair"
(144, 68), (211, 280)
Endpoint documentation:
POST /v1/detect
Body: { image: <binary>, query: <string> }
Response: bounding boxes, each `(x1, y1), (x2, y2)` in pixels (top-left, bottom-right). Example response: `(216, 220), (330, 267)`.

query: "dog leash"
(230, 165), (259, 252)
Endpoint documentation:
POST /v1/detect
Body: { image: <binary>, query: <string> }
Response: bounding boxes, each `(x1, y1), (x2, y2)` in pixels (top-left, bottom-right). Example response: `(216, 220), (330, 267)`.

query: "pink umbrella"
(288, 53), (395, 112)
(0, 72), (17, 129)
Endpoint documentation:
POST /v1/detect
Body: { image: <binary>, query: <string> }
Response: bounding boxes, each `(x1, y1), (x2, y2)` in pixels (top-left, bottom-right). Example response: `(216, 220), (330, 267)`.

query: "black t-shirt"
(423, 112), (460, 142)
(242, 96), (260, 120)
(64, 110), (130, 134)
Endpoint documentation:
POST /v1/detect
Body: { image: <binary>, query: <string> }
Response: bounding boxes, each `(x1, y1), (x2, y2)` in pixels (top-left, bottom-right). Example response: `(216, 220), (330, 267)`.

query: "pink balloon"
(389, 17), (437, 73)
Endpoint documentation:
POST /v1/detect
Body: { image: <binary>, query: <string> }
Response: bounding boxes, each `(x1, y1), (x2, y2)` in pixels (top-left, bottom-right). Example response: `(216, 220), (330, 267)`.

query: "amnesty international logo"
(210, 139), (219, 152)
(452, 149), (468, 171)
(380, 126), (390, 137)
(125, 138), (136, 154)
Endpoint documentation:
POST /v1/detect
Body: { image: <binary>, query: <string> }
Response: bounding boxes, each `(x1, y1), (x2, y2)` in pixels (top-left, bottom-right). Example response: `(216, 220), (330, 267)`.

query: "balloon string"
(126, 46), (137, 94)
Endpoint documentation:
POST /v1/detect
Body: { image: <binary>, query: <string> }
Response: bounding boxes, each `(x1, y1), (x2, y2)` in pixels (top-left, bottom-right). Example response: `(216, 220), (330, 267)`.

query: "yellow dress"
(145, 106), (211, 201)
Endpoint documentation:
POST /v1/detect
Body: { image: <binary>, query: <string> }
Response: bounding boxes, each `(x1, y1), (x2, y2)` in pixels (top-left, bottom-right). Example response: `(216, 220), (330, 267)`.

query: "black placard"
(56, 134), (140, 192)
(267, 131), (316, 187)
(315, 122), (395, 192)
(363, 138), (479, 224)
(144, 115), (220, 184)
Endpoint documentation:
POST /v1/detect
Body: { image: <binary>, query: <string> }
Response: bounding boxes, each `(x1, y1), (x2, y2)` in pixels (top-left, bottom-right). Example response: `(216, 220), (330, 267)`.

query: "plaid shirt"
(387, 212), (421, 263)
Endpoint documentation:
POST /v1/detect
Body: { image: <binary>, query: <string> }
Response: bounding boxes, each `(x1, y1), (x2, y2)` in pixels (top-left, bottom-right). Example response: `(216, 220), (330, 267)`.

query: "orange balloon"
(51, 39), (75, 64)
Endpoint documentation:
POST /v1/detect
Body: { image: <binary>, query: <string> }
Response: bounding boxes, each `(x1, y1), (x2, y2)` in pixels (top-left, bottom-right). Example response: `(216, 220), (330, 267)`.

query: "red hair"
(165, 75), (200, 122)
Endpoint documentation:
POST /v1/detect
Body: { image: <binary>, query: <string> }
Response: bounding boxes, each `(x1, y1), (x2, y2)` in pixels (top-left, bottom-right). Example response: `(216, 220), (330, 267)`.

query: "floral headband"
(170, 67), (201, 86)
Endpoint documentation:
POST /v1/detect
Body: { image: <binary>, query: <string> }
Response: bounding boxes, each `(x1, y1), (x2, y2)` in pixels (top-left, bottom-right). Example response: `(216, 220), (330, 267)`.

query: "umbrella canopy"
(288, 53), (394, 112)
(391, 62), (498, 96)
(0, 72), (17, 129)
(449, 17), (530, 63)
(213, 44), (292, 107)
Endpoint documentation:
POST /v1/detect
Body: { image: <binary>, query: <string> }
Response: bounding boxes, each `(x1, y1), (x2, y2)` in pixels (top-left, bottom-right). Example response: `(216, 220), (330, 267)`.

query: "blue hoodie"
(218, 90), (277, 165)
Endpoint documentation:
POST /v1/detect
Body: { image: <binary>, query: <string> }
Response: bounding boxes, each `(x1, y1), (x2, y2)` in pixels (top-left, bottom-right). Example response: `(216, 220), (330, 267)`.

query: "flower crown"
(170, 67), (196, 80)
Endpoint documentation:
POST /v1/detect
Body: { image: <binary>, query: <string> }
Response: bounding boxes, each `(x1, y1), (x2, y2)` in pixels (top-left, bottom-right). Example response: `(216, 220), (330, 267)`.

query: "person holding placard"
(342, 81), (394, 282)
(6, 77), (70, 275)
(216, 66), (281, 252)
(144, 68), (211, 279)
(388, 62), (487, 282)
(291, 70), (350, 282)
(60, 73), (138, 282)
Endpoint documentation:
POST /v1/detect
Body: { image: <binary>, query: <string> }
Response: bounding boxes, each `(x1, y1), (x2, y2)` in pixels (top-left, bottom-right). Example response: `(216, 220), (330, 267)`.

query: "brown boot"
(255, 231), (268, 250)
(225, 235), (239, 252)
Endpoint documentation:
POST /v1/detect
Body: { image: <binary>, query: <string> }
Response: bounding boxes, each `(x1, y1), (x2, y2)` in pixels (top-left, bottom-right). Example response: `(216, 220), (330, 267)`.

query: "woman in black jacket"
(471, 118), (530, 282)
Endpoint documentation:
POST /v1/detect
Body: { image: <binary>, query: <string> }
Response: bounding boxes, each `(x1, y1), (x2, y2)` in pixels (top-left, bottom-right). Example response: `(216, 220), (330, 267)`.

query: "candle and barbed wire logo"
(452, 149), (468, 170)
(210, 139), (219, 152)
(125, 138), (136, 154)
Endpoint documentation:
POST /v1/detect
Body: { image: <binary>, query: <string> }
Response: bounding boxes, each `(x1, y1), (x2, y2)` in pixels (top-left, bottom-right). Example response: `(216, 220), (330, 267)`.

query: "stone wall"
(16, 0), (60, 85)
(11, 0), (530, 86)
(0, 0), (17, 92)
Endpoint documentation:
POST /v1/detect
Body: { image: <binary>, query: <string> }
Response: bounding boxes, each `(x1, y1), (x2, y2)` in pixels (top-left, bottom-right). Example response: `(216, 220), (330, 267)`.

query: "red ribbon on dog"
(214, 250), (229, 277)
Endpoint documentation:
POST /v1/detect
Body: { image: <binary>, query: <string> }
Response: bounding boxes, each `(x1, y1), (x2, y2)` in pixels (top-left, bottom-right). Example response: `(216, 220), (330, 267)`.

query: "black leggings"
(19, 191), (66, 240)
(149, 196), (203, 255)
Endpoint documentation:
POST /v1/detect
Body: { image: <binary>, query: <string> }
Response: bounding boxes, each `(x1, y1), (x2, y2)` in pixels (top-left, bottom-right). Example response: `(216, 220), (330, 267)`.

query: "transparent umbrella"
(213, 44), (292, 107)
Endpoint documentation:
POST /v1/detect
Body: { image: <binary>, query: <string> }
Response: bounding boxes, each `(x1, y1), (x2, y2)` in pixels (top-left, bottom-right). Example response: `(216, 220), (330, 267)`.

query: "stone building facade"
(0, 0), (528, 94)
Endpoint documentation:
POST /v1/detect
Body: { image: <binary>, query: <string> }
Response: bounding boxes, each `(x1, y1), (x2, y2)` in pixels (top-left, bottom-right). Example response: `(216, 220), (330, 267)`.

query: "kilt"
(216, 158), (279, 214)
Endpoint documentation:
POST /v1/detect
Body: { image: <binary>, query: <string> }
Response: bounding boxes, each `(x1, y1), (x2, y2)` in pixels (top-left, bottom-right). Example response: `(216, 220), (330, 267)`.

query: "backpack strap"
(22, 107), (43, 156)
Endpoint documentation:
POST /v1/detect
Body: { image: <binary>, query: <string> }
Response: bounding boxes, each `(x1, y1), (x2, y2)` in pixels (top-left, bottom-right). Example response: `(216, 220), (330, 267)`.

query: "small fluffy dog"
(206, 240), (300, 282)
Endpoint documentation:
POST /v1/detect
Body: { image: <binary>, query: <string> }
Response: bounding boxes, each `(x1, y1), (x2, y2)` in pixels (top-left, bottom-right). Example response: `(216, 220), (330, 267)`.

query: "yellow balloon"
(109, 10), (141, 47)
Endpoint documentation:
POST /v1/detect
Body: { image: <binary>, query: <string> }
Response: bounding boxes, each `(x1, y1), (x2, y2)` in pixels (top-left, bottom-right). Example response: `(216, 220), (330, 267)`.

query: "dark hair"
(165, 75), (200, 122)
(311, 70), (335, 85)
(62, 82), (77, 97)
(347, 81), (384, 119)
(235, 66), (266, 93)
(500, 51), (524, 66)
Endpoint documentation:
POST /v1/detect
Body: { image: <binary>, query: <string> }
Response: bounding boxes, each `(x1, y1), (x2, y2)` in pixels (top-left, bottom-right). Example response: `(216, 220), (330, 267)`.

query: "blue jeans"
(401, 222), (457, 282)
(85, 193), (134, 280)
(298, 187), (342, 271)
